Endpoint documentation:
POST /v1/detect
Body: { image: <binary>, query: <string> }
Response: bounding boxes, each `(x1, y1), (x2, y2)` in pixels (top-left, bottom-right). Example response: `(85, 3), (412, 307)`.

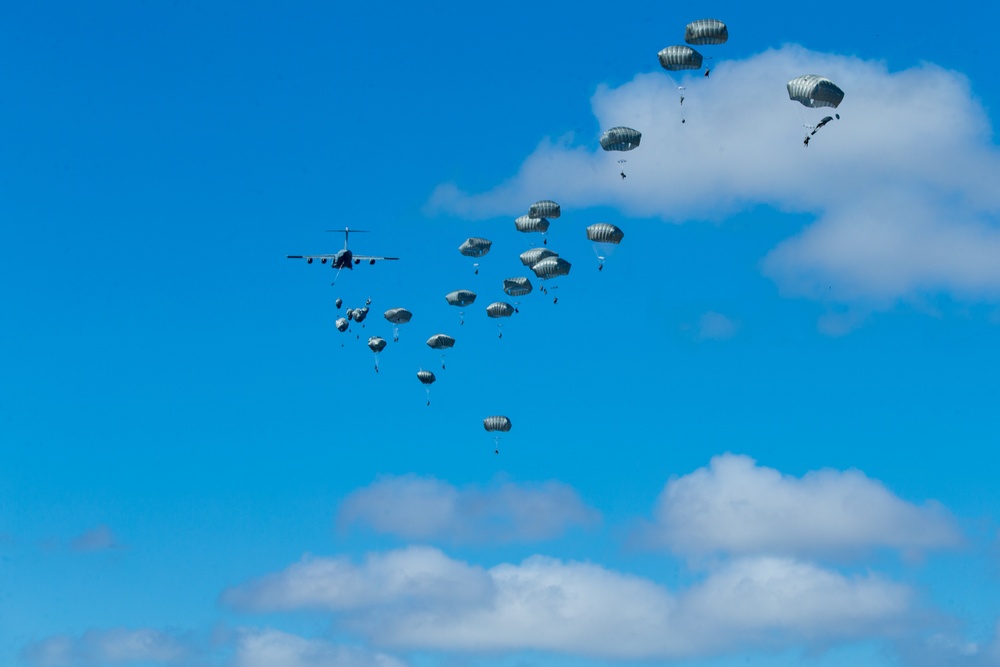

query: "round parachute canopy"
(459, 237), (492, 257)
(787, 75), (844, 109)
(367, 336), (387, 353)
(486, 302), (515, 318)
(445, 289), (477, 307)
(685, 19), (728, 45)
(658, 45), (703, 71)
(532, 256), (572, 280)
(383, 307), (412, 324)
(335, 317), (349, 332)
(335, 298), (343, 309)
(503, 276), (533, 297)
(427, 333), (456, 350)
(514, 215), (550, 233)
(519, 247), (558, 267)
(354, 307), (369, 323)
(586, 223), (625, 244)
(346, 308), (355, 321)
(528, 200), (561, 219)
(599, 127), (642, 152)
(483, 416), (512, 432)
(417, 370), (436, 385)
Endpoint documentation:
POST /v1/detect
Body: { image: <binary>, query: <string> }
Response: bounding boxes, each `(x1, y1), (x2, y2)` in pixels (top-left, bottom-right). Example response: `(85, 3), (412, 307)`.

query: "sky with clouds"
(3, 1), (1000, 666)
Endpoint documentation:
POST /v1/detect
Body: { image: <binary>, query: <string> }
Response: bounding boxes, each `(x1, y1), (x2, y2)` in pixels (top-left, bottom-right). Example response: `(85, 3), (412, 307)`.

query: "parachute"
(427, 333), (455, 368)
(383, 307), (412, 342)
(383, 307), (412, 324)
(416, 369), (436, 405)
(426, 334), (456, 350)
(459, 237), (492, 257)
(486, 302), (514, 318)
(528, 200), (561, 219)
(586, 223), (624, 271)
(514, 215), (550, 244)
(503, 277), (533, 298)
(417, 369), (436, 384)
(486, 301), (515, 338)
(335, 298), (343, 309)
(787, 75), (844, 108)
(658, 45), (703, 121)
(367, 335), (387, 372)
(658, 45), (703, 71)
(788, 75), (844, 145)
(335, 317), (349, 332)
(445, 289), (476, 325)
(353, 306), (369, 323)
(445, 290), (476, 307)
(586, 223), (624, 243)
(685, 19), (728, 45)
(519, 247), (558, 267)
(483, 415), (512, 454)
(599, 127), (641, 152)
(600, 127), (641, 178)
(531, 256), (571, 280)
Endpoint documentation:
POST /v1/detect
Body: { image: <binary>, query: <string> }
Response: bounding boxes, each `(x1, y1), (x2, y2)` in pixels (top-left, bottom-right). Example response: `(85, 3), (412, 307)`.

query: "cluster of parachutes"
(308, 17), (848, 454)
(598, 17), (845, 173)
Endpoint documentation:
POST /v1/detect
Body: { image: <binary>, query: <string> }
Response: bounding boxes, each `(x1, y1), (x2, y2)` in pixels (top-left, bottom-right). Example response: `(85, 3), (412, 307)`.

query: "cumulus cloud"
(427, 46), (1000, 310)
(224, 546), (913, 660)
(69, 525), (122, 552)
(337, 475), (599, 543)
(22, 628), (188, 666)
(641, 453), (962, 558)
(221, 545), (494, 614)
(234, 628), (407, 667)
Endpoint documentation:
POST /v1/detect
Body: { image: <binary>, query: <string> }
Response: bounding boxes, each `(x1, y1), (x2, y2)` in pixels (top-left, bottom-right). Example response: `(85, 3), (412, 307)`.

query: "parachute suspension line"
(373, 354), (380, 373)
(439, 353), (446, 370)
(473, 262), (480, 276)
(425, 386), (431, 406)
(330, 267), (343, 286)
(392, 325), (400, 343)
(494, 434), (501, 455)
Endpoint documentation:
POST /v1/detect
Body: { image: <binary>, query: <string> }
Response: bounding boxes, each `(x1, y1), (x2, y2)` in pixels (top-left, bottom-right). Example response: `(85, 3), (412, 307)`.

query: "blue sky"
(3, 1), (1000, 666)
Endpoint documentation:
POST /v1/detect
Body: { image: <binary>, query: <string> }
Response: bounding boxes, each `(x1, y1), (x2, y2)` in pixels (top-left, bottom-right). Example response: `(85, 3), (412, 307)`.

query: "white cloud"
(427, 46), (1000, 310)
(221, 545), (494, 613)
(642, 453), (962, 558)
(224, 546), (914, 660)
(894, 620), (1000, 666)
(23, 628), (187, 666)
(337, 475), (599, 543)
(234, 628), (407, 667)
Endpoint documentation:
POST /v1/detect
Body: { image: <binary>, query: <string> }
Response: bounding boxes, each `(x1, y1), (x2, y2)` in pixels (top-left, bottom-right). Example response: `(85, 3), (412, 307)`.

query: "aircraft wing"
(286, 254), (338, 260)
(352, 255), (400, 261)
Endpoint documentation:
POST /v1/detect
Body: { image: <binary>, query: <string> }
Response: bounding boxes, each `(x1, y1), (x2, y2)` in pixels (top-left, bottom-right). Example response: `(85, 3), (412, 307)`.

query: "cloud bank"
(337, 475), (599, 543)
(223, 546), (913, 660)
(428, 46), (1000, 308)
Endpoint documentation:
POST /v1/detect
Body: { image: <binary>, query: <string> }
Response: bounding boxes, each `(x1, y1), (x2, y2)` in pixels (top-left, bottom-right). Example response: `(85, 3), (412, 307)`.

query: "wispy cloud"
(337, 475), (599, 543)
(639, 453), (962, 559)
(428, 46), (1000, 316)
(22, 628), (188, 667)
(234, 628), (408, 667)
